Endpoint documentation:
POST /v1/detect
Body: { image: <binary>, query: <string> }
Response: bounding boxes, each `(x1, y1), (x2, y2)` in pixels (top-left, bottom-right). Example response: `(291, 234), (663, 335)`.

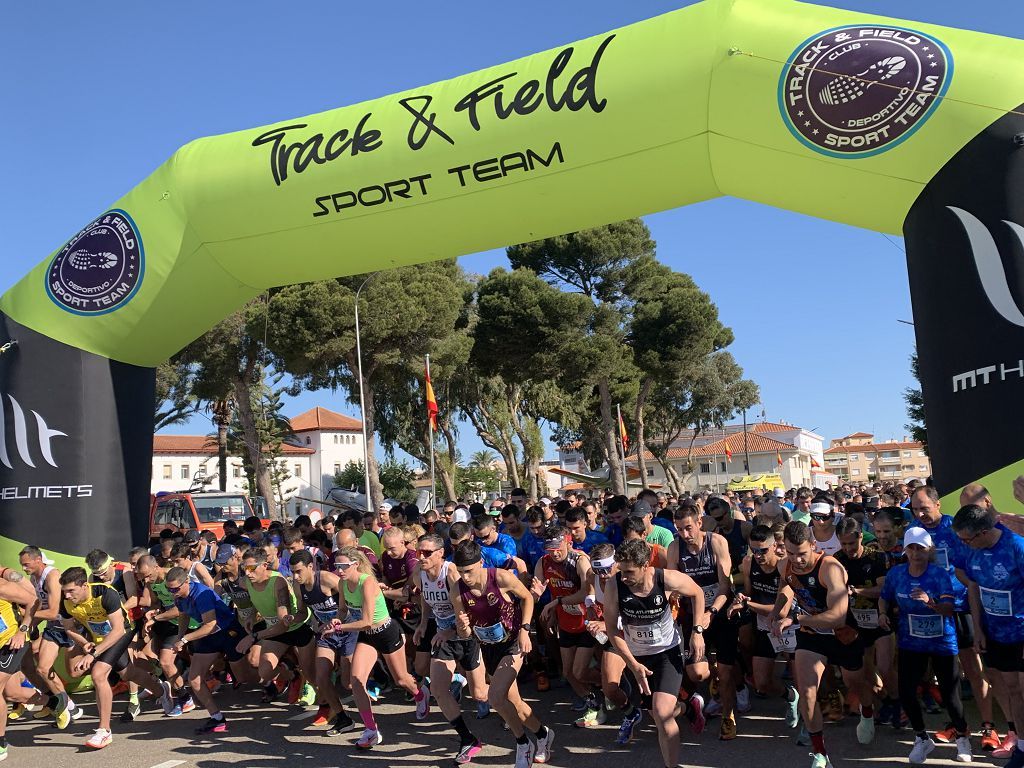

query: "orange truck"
(148, 491), (269, 543)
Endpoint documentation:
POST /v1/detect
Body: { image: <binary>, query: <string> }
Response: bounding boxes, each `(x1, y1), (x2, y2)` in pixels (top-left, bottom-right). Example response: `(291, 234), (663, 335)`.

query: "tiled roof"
(845, 432), (874, 438)
(289, 406), (362, 433)
(154, 435), (314, 455)
(824, 441), (924, 455)
(628, 431), (796, 462)
(750, 422), (797, 433)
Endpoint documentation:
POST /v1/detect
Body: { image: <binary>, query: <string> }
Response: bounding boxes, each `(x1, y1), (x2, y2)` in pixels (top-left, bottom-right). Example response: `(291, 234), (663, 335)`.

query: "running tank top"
(31, 566), (54, 611)
(542, 550), (586, 633)
(615, 568), (679, 655)
(677, 532), (722, 607)
(300, 572), (341, 629)
(218, 575), (255, 622)
(457, 568), (522, 644)
(247, 571), (308, 631)
(420, 562), (456, 629)
(342, 573), (389, 625)
(722, 522), (748, 569)
(748, 556), (780, 606)
(812, 528), (841, 556)
(0, 598), (17, 647)
(783, 555), (856, 638)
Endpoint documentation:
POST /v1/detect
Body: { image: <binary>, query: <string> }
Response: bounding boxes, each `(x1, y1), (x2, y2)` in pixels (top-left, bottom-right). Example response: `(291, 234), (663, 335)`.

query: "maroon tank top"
(457, 568), (522, 642)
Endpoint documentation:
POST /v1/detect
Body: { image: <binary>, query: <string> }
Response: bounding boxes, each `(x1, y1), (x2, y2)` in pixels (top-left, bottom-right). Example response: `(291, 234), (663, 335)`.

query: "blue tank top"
(958, 525), (1024, 643)
(908, 515), (968, 611)
(880, 563), (957, 655)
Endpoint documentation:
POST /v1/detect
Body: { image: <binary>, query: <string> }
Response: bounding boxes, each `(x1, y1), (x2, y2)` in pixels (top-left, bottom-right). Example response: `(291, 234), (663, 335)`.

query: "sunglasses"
(750, 546), (771, 555)
(167, 583), (186, 593)
(243, 564), (261, 573)
(810, 514), (832, 522)
(957, 530), (988, 544)
(335, 561), (354, 571)
(417, 548), (440, 557)
(592, 566), (613, 576)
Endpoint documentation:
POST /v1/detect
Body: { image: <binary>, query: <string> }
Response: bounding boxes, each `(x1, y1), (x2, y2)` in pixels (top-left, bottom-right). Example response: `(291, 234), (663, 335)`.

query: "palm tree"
(469, 449), (498, 469)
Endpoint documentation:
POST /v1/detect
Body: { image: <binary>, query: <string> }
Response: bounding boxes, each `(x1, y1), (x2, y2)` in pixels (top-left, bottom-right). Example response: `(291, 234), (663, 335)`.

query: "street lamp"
(355, 274), (375, 512)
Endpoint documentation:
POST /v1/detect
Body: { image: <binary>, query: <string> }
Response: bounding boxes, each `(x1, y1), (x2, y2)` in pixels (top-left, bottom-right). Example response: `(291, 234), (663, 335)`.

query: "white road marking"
(148, 761), (186, 768)
(288, 710), (319, 721)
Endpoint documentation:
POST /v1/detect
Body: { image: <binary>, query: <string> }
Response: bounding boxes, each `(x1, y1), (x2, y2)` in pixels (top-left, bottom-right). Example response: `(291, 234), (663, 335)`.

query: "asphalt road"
(3, 680), (1006, 768)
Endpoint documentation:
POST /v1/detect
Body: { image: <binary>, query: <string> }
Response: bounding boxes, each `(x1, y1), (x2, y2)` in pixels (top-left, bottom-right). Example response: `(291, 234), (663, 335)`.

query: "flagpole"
(713, 432), (719, 493)
(426, 354), (437, 512)
(616, 403), (628, 495)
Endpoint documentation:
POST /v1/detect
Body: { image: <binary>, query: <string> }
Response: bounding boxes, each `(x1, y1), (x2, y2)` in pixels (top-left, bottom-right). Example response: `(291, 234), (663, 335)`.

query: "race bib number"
(560, 603), (583, 615)
(472, 621), (508, 645)
(0, 615), (8, 636)
(701, 585), (718, 605)
(770, 627), (798, 653)
(933, 547), (950, 570)
(908, 613), (943, 638)
(852, 608), (879, 629)
(626, 622), (669, 647)
(87, 620), (113, 638)
(313, 608), (337, 627)
(980, 587), (1013, 617)
(347, 607), (362, 622)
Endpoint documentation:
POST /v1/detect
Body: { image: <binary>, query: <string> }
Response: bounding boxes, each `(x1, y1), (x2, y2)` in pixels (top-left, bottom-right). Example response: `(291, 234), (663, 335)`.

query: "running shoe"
(195, 715), (228, 734)
(287, 676), (303, 705)
(299, 683), (317, 707)
(53, 693), (72, 730)
(514, 739), (536, 768)
(616, 708), (642, 745)
(823, 690), (844, 722)
(908, 735), (936, 764)
(571, 693), (588, 712)
(326, 711), (356, 736)
(808, 752), (832, 768)
(455, 738), (483, 765)
(534, 727), (555, 764)
(0, 742), (6, 761)
(796, 725), (810, 746)
(573, 705), (607, 728)
(980, 724), (1001, 751)
(85, 729), (113, 749)
(70, 704), (84, 721)
(366, 681), (382, 702)
(312, 704), (331, 727)
(121, 699), (141, 723)
(535, 672), (550, 693)
(415, 686), (431, 720)
(159, 680), (175, 716)
(993, 731), (1019, 758)
(719, 714), (737, 741)
(6, 704), (25, 721)
(856, 714), (875, 745)
(704, 697), (723, 717)
(180, 694), (196, 714)
(450, 673), (467, 703)
(736, 686), (752, 713)
(785, 686), (800, 729)
(476, 701), (491, 719)
(355, 728), (383, 749)
(955, 734), (972, 763)
(935, 722), (958, 743)
(686, 693), (706, 735)
(168, 702), (183, 718)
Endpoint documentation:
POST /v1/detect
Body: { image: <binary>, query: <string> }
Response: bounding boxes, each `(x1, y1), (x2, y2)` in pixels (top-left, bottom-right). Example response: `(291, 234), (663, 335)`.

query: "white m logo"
(948, 207), (1024, 328)
(0, 394), (67, 469)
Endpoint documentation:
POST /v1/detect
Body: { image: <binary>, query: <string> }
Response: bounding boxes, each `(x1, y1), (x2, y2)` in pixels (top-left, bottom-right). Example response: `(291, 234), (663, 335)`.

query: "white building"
(151, 406), (365, 518)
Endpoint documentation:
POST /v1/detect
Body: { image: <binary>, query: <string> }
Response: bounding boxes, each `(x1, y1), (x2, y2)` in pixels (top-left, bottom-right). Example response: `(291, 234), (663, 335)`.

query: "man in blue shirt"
(952, 504), (1024, 768)
(166, 567), (244, 734)
(908, 486), (998, 745)
(472, 515), (518, 559)
(449, 521), (524, 572)
(564, 508), (608, 554)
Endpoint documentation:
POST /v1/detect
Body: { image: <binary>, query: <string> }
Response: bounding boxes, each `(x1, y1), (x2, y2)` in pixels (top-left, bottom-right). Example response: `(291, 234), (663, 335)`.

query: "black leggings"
(898, 648), (966, 734)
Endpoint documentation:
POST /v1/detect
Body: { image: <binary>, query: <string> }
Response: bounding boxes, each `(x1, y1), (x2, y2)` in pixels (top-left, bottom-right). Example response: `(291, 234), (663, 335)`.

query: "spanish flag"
(425, 363), (438, 431)
(618, 410), (629, 452)
(725, 445), (733, 461)
(811, 457), (821, 469)
(776, 449), (783, 466)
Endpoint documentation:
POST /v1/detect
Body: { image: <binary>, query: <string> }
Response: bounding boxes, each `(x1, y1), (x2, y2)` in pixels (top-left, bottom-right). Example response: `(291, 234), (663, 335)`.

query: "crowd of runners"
(2, 478), (1024, 768)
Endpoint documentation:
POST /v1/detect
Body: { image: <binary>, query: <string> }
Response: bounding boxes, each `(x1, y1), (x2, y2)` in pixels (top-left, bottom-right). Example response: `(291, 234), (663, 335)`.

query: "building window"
(346, 435), (352, 444)
(305, 435), (311, 445)
(918, 450), (926, 457)
(646, 468), (655, 477)
(333, 463), (341, 475)
(903, 450), (912, 457)
(294, 464), (302, 478)
(850, 454), (860, 461)
(699, 462), (711, 474)
(197, 464), (206, 477)
(162, 464), (172, 480)
(852, 468), (861, 476)
(333, 434), (338, 444)
(720, 461), (727, 473)
(180, 465), (189, 479)
(232, 465), (241, 478)
(919, 464), (928, 471)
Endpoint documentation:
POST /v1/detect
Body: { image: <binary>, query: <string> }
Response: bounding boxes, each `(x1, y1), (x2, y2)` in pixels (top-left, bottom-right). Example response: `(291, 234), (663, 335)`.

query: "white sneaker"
(736, 687), (752, 713)
(955, 735), (973, 763)
(534, 727), (555, 764)
(856, 714), (876, 745)
(355, 728), (382, 749)
(909, 735), (936, 764)
(415, 684), (431, 720)
(85, 729), (112, 749)
(515, 739), (537, 768)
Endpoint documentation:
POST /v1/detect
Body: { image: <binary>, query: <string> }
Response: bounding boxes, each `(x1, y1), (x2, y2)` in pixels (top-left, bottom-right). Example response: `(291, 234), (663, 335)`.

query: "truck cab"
(148, 491), (268, 543)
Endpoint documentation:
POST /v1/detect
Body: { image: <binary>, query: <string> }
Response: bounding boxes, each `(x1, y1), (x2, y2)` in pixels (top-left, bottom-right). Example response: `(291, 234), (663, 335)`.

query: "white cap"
(809, 502), (832, 517)
(903, 527), (934, 550)
(773, 488), (785, 498)
(378, 502), (393, 512)
(39, 549), (55, 566)
(539, 497), (552, 506)
(452, 509), (471, 523)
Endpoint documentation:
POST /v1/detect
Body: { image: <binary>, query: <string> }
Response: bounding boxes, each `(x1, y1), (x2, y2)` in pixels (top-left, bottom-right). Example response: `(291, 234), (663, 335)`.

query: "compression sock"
(451, 715), (475, 744)
(810, 731), (827, 756)
(359, 709), (377, 730)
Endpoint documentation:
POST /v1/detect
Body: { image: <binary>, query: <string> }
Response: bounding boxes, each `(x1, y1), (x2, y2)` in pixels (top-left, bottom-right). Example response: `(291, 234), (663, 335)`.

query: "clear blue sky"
(2, 1), (1020, 469)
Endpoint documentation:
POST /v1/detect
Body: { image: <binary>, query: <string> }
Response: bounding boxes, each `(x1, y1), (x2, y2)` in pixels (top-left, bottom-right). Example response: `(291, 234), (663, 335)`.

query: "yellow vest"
(62, 583), (131, 643)
(0, 598), (17, 647)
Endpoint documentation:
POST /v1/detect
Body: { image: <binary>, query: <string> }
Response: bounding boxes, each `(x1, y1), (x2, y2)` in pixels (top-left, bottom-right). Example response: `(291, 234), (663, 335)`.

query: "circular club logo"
(46, 209), (144, 315)
(779, 25), (952, 158)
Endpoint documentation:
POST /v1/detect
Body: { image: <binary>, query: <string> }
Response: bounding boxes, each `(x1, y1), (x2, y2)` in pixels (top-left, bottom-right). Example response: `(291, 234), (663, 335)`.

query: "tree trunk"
(361, 380), (384, 511)
(440, 425), (459, 503)
(635, 379), (653, 490)
(598, 378), (624, 495)
(232, 376), (278, 521)
(464, 405), (521, 488)
(217, 421), (228, 492)
(439, 468), (458, 503)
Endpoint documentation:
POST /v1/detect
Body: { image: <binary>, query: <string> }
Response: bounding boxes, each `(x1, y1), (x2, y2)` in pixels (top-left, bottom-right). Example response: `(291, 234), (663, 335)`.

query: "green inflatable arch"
(2, 0), (1023, 566)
